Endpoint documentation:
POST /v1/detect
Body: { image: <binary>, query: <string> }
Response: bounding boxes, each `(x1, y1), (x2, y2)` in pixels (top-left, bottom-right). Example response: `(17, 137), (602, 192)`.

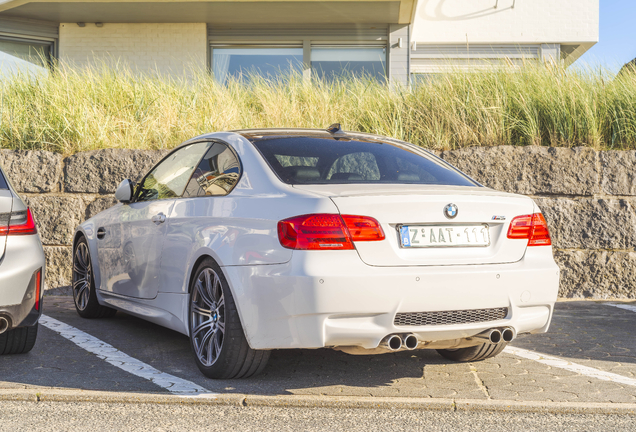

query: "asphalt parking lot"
(2, 297), (636, 406)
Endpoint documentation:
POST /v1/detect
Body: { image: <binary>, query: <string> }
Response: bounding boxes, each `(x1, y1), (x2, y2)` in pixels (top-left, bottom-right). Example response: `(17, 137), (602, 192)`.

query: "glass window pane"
(0, 39), (51, 76)
(251, 136), (476, 186)
(311, 47), (386, 81)
(0, 169), (8, 190)
(212, 48), (303, 84)
(184, 143), (241, 197)
(136, 142), (211, 202)
(327, 152), (380, 181)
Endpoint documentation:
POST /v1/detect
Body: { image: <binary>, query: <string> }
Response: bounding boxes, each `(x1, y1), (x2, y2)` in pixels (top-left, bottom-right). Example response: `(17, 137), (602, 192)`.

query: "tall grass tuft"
(1, 62), (635, 154)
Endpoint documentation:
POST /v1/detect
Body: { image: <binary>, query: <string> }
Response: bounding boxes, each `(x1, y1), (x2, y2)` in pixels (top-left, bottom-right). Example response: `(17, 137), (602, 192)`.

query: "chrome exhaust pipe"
(472, 329), (502, 344)
(502, 327), (516, 343)
(380, 334), (403, 351)
(403, 334), (419, 350)
(0, 316), (9, 334)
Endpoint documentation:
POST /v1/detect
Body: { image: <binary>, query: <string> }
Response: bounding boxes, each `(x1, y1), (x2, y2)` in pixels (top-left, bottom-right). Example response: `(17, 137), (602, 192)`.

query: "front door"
(97, 141), (211, 299)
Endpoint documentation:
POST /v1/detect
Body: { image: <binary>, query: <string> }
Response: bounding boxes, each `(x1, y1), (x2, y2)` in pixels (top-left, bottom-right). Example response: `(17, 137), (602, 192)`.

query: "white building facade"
(0, 0), (598, 83)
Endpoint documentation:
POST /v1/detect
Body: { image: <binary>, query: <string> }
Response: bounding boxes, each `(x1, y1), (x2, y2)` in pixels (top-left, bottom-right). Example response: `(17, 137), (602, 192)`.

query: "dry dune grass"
(1, 62), (634, 154)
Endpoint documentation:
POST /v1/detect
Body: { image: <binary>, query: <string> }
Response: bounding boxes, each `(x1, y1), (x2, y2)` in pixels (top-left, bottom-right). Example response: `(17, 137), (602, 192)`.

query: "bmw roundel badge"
(444, 203), (458, 219)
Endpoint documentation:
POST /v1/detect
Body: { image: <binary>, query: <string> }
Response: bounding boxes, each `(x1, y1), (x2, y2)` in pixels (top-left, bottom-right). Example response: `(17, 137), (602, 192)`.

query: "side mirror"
(115, 179), (135, 203)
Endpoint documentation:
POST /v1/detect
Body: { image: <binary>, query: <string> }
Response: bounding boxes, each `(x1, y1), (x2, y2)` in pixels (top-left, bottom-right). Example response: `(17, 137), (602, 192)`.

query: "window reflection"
(212, 48), (303, 85)
(184, 143), (241, 197)
(136, 143), (211, 202)
(311, 47), (386, 81)
(0, 39), (51, 77)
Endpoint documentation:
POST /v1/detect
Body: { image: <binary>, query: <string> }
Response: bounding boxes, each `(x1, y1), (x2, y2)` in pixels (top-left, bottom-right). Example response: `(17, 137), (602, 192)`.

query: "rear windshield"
(0, 168), (8, 190)
(250, 136), (477, 186)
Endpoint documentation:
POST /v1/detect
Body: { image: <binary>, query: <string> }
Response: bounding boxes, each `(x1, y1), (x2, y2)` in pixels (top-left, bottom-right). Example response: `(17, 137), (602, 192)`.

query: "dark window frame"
(132, 139), (243, 203)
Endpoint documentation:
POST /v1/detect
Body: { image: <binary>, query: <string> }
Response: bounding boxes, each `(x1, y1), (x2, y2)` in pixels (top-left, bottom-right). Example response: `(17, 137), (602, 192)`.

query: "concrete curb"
(1, 389), (635, 415)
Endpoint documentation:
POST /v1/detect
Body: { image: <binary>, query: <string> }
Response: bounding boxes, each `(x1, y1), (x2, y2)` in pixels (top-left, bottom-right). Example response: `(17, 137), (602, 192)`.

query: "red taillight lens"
(278, 214), (353, 250)
(507, 213), (551, 246)
(277, 214), (385, 250)
(35, 268), (42, 311)
(341, 215), (385, 241)
(0, 208), (38, 236)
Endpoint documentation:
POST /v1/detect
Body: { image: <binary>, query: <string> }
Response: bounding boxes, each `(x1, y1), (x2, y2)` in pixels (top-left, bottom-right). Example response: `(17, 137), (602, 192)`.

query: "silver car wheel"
(190, 268), (226, 367)
(72, 242), (92, 311)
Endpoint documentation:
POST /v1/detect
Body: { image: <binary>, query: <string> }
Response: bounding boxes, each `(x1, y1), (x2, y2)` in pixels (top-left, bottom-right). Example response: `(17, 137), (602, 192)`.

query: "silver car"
(0, 163), (45, 354)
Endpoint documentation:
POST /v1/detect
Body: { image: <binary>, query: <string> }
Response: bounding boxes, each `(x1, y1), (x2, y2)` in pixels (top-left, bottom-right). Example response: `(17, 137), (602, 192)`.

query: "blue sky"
(577, 1), (636, 73)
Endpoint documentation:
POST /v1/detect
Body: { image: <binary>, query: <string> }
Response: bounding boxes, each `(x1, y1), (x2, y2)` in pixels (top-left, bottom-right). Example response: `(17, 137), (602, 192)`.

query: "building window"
(211, 47), (303, 85)
(0, 37), (53, 76)
(311, 47), (386, 81)
(210, 44), (387, 84)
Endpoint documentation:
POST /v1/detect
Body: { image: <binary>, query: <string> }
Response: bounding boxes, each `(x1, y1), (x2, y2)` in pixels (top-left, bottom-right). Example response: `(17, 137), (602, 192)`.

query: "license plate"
(399, 224), (490, 248)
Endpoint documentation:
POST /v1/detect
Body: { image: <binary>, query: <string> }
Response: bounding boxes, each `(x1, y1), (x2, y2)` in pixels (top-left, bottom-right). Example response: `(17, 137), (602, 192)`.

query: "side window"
(136, 142), (211, 202)
(183, 143), (241, 197)
(327, 152), (380, 181)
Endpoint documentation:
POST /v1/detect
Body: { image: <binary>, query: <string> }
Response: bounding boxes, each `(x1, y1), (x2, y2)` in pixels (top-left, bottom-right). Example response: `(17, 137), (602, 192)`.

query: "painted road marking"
(504, 346), (636, 388)
(40, 315), (215, 397)
(605, 303), (636, 313)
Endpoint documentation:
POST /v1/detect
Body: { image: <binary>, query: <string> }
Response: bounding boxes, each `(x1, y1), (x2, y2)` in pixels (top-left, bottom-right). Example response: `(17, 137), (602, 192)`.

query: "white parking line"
(504, 346), (636, 388)
(40, 315), (216, 397)
(605, 303), (636, 313)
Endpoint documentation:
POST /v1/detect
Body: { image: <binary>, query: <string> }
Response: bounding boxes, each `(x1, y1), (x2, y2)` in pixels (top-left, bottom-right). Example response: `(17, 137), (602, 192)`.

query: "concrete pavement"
(2, 298), (636, 414)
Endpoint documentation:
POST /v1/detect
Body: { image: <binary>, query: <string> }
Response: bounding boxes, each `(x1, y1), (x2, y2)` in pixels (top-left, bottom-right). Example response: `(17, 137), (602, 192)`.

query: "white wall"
(412, 0), (598, 45)
(59, 23), (207, 76)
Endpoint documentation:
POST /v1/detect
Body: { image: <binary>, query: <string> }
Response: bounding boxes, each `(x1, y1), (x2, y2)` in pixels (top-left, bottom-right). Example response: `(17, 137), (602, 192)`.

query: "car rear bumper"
(0, 234), (45, 329)
(223, 247), (559, 350)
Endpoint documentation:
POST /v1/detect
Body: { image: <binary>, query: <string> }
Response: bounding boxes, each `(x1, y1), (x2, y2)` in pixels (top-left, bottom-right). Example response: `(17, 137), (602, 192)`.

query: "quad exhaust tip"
(387, 335), (402, 351)
(502, 327), (515, 343)
(488, 329), (502, 344)
(0, 316), (9, 334)
(404, 334), (419, 350)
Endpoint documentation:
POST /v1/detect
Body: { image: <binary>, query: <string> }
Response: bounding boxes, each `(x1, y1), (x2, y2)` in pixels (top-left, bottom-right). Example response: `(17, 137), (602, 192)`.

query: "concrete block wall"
(1, 145), (635, 299)
(59, 23), (208, 76)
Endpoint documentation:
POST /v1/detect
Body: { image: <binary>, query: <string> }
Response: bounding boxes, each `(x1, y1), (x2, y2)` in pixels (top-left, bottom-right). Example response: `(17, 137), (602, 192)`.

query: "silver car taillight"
(0, 208), (38, 236)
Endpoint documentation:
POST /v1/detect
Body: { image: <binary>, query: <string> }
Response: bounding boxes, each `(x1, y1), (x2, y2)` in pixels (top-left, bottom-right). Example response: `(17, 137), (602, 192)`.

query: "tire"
(72, 237), (117, 319)
(188, 258), (270, 379)
(436, 342), (507, 362)
(0, 323), (38, 355)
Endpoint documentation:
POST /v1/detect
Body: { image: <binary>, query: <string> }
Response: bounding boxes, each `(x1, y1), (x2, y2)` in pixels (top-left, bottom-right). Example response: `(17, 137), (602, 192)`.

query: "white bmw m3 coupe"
(72, 125), (559, 379)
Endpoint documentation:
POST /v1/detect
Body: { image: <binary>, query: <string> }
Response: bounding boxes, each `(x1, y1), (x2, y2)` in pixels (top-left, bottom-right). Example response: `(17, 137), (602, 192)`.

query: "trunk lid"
(293, 184), (534, 267)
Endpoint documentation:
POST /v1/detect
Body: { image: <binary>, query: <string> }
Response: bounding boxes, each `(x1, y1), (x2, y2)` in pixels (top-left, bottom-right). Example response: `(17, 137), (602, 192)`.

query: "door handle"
(151, 213), (166, 225)
(97, 227), (106, 239)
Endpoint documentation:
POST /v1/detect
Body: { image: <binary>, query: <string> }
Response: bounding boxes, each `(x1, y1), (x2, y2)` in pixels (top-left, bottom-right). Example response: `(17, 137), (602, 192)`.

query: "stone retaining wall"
(2, 146), (635, 298)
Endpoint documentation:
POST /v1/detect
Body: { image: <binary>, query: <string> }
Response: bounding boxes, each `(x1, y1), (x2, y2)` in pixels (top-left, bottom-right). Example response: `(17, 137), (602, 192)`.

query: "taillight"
(35, 268), (42, 311)
(277, 214), (385, 250)
(0, 208), (37, 236)
(507, 213), (551, 246)
(341, 215), (385, 241)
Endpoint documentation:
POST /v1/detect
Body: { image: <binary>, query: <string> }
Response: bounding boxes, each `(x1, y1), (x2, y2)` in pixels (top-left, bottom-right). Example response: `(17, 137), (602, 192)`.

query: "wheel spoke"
(216, 319), (225, 334)
(213, 331), (222, 359)
(191, 304), (211, 317)
(191, 319), (213, 338)
(197, 327), (215, 362)
(196, 278), (215, 308)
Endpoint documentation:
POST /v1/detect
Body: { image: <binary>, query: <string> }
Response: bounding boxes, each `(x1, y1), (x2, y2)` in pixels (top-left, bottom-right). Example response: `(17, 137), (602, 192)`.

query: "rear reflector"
(507, 213), (551, 246)
(35, 268), (42, 311)
(278, 214), (385, 250)
(0, 208), (38, 236)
